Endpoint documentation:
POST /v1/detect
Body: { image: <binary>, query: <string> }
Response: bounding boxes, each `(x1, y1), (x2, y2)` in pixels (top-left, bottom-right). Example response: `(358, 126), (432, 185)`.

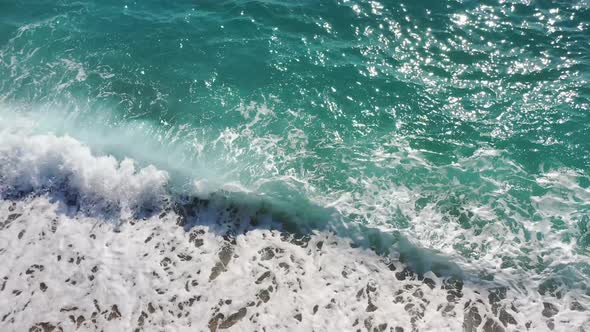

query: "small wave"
(0, 108), (589, 331)
(0, 130), (169, 218)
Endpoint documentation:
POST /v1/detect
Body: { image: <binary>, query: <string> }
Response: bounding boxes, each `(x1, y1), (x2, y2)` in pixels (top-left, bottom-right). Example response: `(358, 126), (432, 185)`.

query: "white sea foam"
(1, 193), (589, 331)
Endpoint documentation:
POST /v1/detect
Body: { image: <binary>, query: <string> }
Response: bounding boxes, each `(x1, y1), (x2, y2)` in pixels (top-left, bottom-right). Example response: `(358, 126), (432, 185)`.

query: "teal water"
(1, 0), (590, 308)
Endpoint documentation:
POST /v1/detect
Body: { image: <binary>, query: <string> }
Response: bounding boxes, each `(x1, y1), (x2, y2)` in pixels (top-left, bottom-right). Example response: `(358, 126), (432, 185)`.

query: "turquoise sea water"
(1, 0), (590, 329)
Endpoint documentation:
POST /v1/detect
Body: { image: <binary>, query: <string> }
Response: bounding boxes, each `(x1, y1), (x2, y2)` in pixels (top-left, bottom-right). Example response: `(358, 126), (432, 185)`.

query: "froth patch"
(0, 197), (588, 332)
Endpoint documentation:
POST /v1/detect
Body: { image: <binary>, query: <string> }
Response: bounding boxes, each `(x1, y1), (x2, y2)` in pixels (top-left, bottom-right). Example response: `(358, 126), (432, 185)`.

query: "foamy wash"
(0, 0), (589, 331)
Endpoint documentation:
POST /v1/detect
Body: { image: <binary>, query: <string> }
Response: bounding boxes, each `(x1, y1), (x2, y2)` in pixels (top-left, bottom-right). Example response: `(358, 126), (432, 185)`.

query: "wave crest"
(0, 129), (169, 217)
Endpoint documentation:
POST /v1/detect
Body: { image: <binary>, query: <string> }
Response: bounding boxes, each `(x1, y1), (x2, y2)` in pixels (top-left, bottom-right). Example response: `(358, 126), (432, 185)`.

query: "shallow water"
(0, 0), (589, 331)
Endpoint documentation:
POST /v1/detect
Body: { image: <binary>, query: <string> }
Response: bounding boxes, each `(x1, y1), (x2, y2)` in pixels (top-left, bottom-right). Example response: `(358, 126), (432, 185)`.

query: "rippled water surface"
(0, 0), (589, 331)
